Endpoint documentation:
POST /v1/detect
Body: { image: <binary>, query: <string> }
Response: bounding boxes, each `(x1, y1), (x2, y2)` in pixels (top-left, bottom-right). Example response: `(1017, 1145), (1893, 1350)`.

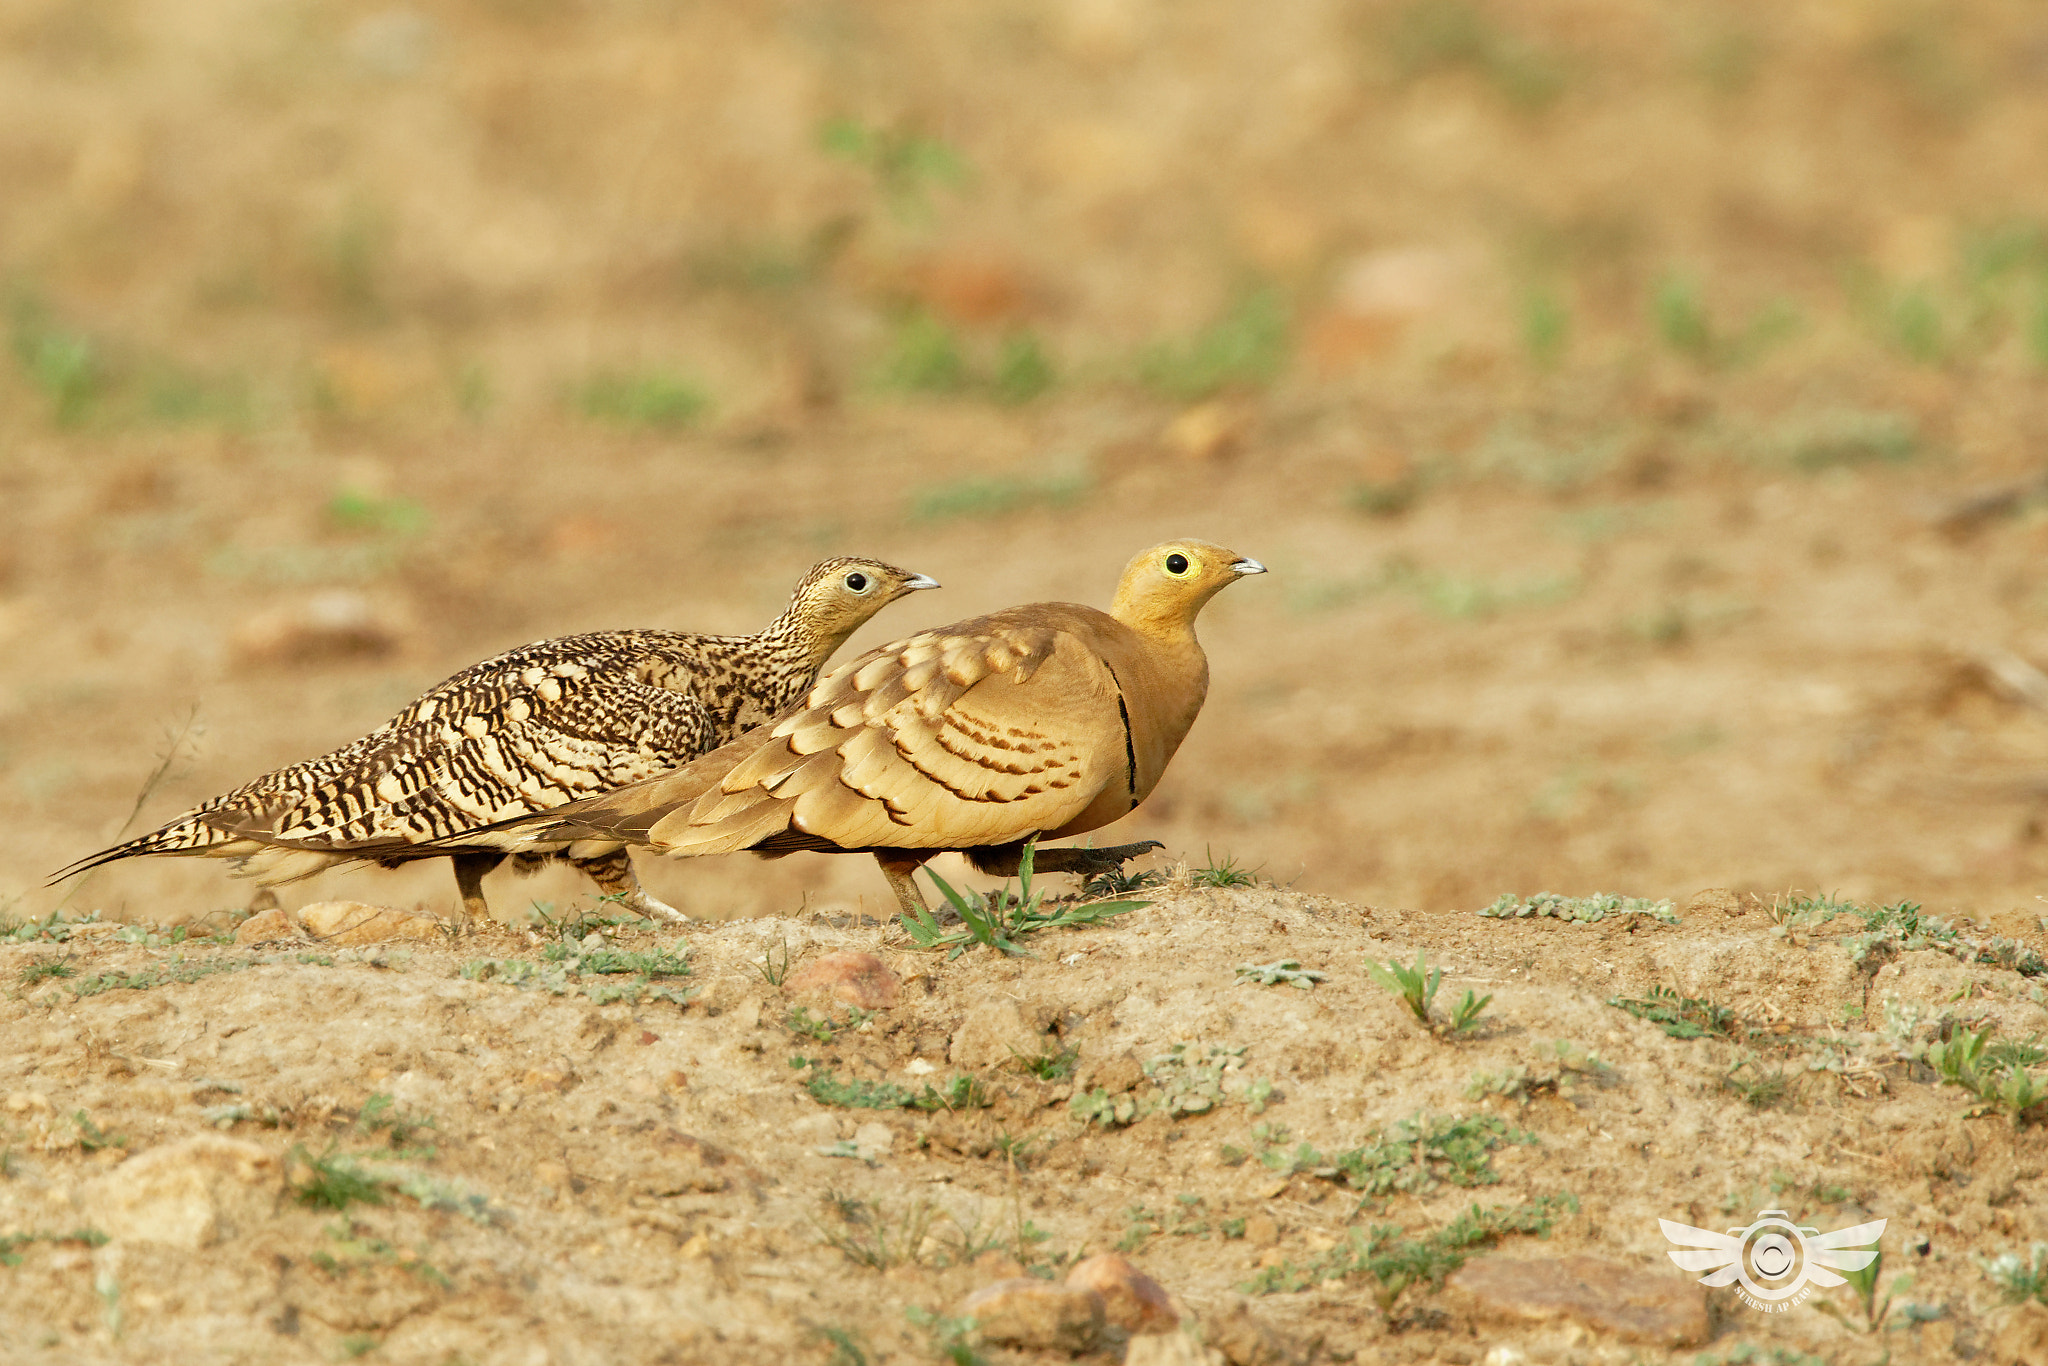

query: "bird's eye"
(1165, 553), (1190, 576)
(844, 572), (870, 593)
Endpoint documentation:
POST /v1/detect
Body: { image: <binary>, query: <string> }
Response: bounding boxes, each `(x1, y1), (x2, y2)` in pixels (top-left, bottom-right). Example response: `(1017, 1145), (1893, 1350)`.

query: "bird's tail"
(47, 816), (223, 885)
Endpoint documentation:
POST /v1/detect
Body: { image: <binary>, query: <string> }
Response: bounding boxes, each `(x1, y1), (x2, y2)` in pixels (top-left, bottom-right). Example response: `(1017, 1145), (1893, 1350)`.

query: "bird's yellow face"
(1111, 540), (1266, 634)
(794, 557), (941, 644)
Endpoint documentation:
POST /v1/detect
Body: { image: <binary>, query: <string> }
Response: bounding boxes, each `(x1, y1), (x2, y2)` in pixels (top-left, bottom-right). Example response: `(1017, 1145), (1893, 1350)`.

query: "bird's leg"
(967, 840), (1166, 878)
(569, 848), (691, 923)
(873, 852), (933, 920)
(450, 852), (504, 929)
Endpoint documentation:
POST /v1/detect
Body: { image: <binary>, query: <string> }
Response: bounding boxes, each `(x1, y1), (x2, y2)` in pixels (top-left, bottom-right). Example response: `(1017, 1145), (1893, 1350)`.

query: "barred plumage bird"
(438, 541), (1262, 915)
(53, 558), (938, 923)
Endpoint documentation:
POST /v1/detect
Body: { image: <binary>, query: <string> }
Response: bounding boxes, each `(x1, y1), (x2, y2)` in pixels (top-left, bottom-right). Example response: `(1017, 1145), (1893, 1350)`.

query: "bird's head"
(787, 556), (940, 655)
(1109, 540), (1266, 640)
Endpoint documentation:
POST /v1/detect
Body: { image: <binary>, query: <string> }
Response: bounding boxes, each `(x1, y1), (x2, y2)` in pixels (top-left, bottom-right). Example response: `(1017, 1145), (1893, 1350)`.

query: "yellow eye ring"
(1165, 553), (1190, 575)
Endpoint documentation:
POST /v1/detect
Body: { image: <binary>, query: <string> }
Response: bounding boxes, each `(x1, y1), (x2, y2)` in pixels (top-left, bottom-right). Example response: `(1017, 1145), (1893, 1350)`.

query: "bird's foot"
(634, 894), (694, 924)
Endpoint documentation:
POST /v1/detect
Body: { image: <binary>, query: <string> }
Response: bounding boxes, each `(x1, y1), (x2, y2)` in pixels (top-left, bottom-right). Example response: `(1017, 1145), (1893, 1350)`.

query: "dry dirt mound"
(1, 880), (2045, 1365)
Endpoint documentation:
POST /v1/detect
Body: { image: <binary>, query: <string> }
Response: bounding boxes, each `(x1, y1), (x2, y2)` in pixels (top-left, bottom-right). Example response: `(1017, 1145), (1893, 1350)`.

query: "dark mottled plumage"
(54, 558), (938, 923)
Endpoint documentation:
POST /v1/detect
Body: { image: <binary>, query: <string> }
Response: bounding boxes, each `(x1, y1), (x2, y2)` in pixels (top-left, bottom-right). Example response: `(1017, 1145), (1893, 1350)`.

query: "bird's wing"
(466, 620), (1131, 858)
(1658, 1220), (1745, 1285)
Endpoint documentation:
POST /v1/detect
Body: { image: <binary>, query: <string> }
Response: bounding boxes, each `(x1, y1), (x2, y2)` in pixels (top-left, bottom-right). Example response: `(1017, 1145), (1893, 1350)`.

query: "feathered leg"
(569, 847), (689, 922)
(451, 852), (503, 928)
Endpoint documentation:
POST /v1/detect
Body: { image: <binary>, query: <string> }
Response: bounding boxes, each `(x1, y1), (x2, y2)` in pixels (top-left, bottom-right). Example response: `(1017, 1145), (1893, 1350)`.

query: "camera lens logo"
(1660, 1210), (1884, 1313)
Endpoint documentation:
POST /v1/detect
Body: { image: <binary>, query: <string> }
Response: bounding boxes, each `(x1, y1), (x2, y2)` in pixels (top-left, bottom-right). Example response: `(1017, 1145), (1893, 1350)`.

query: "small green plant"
(355, 1094), (437, 1154)
(1721, 1056), (1793, 1110)
(903, 1307), (985, 1366)
(908, 469), (1090, 524)
(785, 1005), (869, 1044)
(339, 1333), (379, 1358)
(1481, 891), (1678, 924)
(991, 332), (1055, 403)
(575, 370), (710, 429)
(0, 1228), (109, 1268)
(815, 1191), (938, 1270)
(17, 957), (73, 985)
(808, 1322), (872, 1366)
(1256, 1111), (1529, 1196)
(875, 308), (968, 393)
(904, 841), (1149, 958)
(1366, 950), (1440, 1026)
(1776, 408), (1918, 473)
(1070, 1087), (1141, 1130)
(63, 958), (251, 999)
(1241, 1194), (1576, 1310)
(1236, 960), (1326, 990)
(1815, 1246), (1937, 1332)
(9, 295), (103, 426)
(328, 489), (428, 536)
(1367, 951), (1491, 1035)
(1136, 289), (1289, 401)
(1191, 851), (1260, 888)
(755, 936), (795, 986)
(1010, 1044), (1079, 1081)
(1979, 1242), (2048, 1305)
(819, 117), (969, 220)
(794, 1059), (990, 1113)
(310, 1222), (451, 1290)
(1520, 287), (1570, 366)
(1608, 984), (1746, 1041)
(1927, 1026), (2048, 1126)
(289, 1148), (388, 1212)
(71, 1111), (127, 1153)
(1466, 1040), (1609, 1104)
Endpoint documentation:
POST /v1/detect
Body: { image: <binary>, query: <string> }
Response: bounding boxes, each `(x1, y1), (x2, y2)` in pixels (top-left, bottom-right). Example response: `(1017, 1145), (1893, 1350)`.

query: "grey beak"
(903, 574), (941, 591)
(1230, 558), (1268, 576)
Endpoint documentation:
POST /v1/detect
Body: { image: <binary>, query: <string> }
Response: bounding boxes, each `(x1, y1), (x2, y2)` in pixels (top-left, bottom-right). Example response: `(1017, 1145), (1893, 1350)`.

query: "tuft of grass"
(1466, 1040), (1609, 1105)
(1926, 1026), (2048, 1126)
(792, 1057), (990, 1114)
(819, 117), (969, 221)
(1384, 0), (1567, 110)
(754, 936), (796, 986)
(808, 1323), (872, 1366)
(1721, 1056), (1793, 1110)
(328, 489), (429, 537)
(1481, 891), (1677, 924)
(1191, 850), (1260, 888)
(875, 308), (967, 393)
(1240, 1193), (1577, 1310)
(1980, 1243), (2048, 1305)
(815, 1191), (938, 1270)
(990, 332), (1055, 403)
(1136, 289), (1289, 401)
(1651, 274), (1799, 368)
(1010, 1044), (1079, 1081)
(1236, 960), (1326, 990)
(355, 1094), (437, 1154)
(908, 468), (1089, 523)
(1775, 409), (1918, 473)
(62, 957), (251, 1000)
(310, 1221), (452, 1290)
(289, 1148), (388, 1212)
(1609, 984), (1746, 1041)
(902, 840), (1148, 958)
(0, 1228), (110, 1268)
(17, 957), (74, 985)
(575, 370), (710, 429)
(1519, 287), (1570, 366)
(8, 294), (103, 426)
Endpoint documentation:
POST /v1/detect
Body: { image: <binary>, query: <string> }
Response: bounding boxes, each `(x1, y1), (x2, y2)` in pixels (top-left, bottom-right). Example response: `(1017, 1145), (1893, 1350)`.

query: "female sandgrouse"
(55, 558), (937, 924)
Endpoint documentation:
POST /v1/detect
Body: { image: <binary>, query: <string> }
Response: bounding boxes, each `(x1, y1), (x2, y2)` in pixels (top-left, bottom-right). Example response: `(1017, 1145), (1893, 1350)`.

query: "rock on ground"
(82, 1136), (279, 1250)
(1447, 1253), (1709, 1348)
(959, 1277), (1105, 1353)
(782, 950), (901, 1010)
(1066, 1252), (1178, 1334)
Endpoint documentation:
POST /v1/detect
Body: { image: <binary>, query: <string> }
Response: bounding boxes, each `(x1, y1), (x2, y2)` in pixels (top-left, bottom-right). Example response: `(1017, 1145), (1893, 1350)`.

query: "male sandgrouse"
(55, 558), (938, 923)
(444, 541), (1263, 915)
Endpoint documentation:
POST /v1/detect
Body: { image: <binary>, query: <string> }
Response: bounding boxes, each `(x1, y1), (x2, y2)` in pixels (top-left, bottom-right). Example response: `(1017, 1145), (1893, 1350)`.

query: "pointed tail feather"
(47, 818), (227, 885)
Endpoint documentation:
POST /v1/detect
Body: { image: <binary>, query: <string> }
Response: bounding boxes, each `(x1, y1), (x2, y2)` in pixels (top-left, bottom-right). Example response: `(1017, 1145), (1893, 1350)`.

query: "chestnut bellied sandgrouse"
(54, 558), (938, 924)
(434, 541), (1263, 916)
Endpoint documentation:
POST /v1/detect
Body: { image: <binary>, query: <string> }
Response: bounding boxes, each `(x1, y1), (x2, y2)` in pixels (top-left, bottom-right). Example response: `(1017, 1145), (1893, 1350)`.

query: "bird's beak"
(1230, 558), (1267, 576)
(903, 574), (941, 591)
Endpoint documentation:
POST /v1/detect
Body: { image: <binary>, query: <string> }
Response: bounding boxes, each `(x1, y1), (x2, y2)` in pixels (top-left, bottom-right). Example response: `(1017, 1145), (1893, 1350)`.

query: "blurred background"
(7, 0), (2048, 933)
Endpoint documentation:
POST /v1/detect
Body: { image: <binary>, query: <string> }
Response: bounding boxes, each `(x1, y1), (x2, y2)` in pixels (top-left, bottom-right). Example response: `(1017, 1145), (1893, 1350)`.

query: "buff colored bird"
(447, 541), (1264, 915)
(53, 558), (938, 923)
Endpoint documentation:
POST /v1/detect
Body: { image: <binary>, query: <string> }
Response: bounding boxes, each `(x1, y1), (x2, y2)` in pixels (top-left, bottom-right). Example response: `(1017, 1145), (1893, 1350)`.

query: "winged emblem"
(1660, 1211), (1884, 1301)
